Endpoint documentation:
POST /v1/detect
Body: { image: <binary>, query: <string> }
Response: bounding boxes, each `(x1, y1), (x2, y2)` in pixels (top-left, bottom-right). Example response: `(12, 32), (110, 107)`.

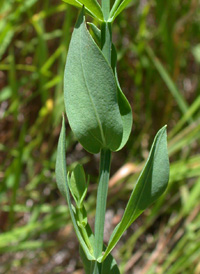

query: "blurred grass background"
(0, 0), (200, 273)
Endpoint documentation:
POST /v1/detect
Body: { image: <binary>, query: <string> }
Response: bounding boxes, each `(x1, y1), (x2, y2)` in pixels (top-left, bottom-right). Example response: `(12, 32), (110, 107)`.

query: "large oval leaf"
(81, 23), (133, 151)
(100, 125), (170, 262)
(64, 9), (123, 154)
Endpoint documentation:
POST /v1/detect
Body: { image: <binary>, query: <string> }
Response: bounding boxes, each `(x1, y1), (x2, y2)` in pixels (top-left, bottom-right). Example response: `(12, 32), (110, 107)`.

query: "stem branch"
(101, 22), (112, 64)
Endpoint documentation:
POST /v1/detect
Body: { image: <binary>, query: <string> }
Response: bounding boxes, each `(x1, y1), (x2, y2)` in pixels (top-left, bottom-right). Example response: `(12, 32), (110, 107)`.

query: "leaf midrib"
(79, 24), (106, 147)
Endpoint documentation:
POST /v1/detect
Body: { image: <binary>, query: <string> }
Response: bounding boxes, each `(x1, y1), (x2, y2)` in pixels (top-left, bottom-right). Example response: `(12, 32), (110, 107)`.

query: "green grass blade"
(169, 95), (200, 138)
(146, 45), (190, 117)
(0, 241), (54, 253)
(9, 124), (26, 227)
(168, 119), (200, 156)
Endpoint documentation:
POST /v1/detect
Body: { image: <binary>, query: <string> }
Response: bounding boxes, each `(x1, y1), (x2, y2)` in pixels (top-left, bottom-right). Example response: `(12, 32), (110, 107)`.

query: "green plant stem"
(101, 0), (112, 64)
(102, 0), (110, 21)
(79, 223), (93, 254)
(101, 22), (112, 64)
(94, 149), (111, 258)
(92, 3), (112, 272)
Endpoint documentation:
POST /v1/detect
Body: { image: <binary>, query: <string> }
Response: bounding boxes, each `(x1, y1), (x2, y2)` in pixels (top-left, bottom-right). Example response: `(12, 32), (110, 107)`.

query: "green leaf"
(111, 44), (132, 150)
(55, 117), (68, 197)
(116, 85), (133, 150)
(88, 22), (101, 45)
(55, 116), (95, 260)
(101, 125), (169, 261)
(101, 249), (120, 274)
(79, 246), (93, 273)
(80, 23), (132, 151)
(109, 0), (137, 21)
(64, 9), (123, 154)
(63, 0), (103, 21)
(78, 221), (95, 272)
(68, 164), (88, 206)
(76, 205), (88, 228)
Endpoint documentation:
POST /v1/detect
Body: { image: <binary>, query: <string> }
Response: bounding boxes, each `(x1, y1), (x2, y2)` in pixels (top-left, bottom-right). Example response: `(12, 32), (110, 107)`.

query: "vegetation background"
(1, 0), (200, 273)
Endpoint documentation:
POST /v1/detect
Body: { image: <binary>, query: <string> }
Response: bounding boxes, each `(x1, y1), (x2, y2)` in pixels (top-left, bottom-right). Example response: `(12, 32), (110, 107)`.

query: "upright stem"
(94, 149), (111, 259)
(101, 0), (111, 64)
(101, 22), (112, 64)
(92, 2), (112, 273)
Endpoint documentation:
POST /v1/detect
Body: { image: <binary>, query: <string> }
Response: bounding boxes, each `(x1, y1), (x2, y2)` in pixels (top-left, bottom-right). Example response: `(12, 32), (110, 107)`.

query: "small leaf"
(88, 22), (101, 45)
(111, 44), (132, 150)
(55, 117), (68, 197)
(116, 87), (133, 150)
(101, 126), (170, 261)
(55, 116), (95, 260)
(68, 164), (88, 206)
(63, 0), (103, 21)
(110, 0), (137, 22)
(76, 206), (88, 228)
(64, 8), (123, 154)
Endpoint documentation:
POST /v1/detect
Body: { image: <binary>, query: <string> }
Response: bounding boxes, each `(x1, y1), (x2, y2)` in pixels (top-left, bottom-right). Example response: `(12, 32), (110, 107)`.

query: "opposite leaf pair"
(63, 0), (136, 22)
